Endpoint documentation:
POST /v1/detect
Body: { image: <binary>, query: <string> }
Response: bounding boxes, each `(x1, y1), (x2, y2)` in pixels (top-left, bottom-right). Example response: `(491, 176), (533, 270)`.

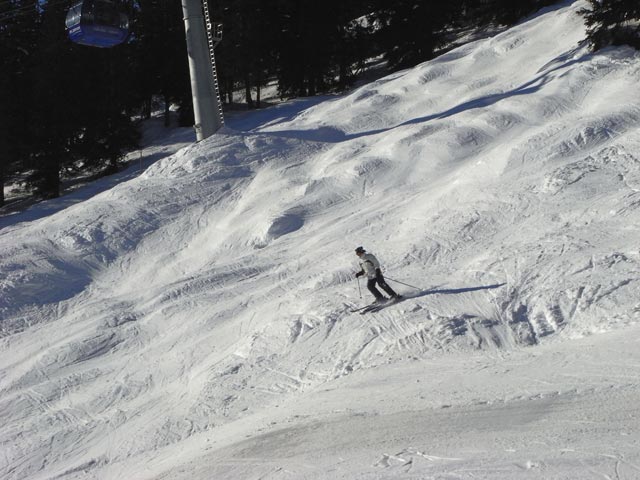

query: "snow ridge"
(2, 2), (640, 479)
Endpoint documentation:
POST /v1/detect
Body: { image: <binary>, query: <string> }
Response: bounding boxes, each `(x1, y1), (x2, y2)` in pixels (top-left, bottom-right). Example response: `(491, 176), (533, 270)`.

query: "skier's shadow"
(406, 283), (506, 299)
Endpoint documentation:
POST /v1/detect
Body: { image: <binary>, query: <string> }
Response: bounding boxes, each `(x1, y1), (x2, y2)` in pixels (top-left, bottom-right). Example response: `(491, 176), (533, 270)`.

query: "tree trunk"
(225, 78), (234, 104)
(308, 74), (317, 96)
(255, 69), (262, 108)
(0, 165), (4, 207)
(338, 58), (348, 90)
(143, 97), (152, 119)
(41, 158), (60, 199)
(164, 94), (171, 127)
(245, 78), (254, 109)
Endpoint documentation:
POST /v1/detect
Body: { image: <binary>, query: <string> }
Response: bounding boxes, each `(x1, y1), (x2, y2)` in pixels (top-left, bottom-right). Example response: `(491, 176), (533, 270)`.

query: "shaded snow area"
(2, 2), (640, 479)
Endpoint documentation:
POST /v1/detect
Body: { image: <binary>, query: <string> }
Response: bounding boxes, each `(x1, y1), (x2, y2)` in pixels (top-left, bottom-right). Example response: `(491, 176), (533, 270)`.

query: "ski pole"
(356, 276), (362, 298)
(385, 276), (422, 291)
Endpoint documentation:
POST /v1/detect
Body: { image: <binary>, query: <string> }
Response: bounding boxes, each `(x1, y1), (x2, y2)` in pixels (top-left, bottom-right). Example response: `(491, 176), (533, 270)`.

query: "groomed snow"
(2, 1), (640, 478)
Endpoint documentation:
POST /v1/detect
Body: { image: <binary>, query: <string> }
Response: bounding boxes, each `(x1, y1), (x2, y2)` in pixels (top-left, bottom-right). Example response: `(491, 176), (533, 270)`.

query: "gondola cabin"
(65, 0), (129, 48)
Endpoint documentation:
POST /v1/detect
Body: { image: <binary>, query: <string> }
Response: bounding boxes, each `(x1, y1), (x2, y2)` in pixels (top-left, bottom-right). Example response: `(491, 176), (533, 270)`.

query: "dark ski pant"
(367, 272), (398, 300)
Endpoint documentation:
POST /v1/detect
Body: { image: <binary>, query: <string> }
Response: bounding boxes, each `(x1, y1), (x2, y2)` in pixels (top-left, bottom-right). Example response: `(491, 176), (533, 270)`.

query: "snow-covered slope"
(2, 2), (640, 478)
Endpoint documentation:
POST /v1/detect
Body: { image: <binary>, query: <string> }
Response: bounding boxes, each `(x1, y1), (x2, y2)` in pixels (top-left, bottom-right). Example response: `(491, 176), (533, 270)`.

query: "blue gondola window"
(66, 0), (129, 48)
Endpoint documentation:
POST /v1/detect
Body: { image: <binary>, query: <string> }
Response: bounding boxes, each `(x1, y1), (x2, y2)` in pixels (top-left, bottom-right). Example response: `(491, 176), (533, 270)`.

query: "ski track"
(2, 2), (640, 479)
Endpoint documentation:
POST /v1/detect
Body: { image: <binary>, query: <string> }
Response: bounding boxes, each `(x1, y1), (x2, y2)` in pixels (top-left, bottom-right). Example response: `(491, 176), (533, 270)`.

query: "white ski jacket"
(359, 253), (381, 279)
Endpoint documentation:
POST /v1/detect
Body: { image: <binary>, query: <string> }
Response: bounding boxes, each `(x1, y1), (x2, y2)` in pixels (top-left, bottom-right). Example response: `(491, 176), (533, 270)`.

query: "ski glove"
(355, 271), (364, 278)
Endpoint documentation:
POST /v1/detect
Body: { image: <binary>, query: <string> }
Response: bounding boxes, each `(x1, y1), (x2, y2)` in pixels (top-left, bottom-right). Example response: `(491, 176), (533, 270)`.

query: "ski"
(359, 296), (405, 314)
(360, 302), (390, 314)
(360, 305), (382, 314)
(349, 303), (379, 313)
(350, 296), (406, 314)
(359, 304), (382, 314)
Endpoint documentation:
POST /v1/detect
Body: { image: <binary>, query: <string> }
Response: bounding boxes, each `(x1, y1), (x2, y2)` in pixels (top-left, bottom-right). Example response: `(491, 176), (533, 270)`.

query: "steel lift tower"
(181, 0), (224, 141)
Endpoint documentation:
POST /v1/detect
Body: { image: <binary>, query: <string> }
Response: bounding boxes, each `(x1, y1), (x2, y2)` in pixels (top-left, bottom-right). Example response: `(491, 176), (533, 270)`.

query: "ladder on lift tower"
(202, 0), (224, 125)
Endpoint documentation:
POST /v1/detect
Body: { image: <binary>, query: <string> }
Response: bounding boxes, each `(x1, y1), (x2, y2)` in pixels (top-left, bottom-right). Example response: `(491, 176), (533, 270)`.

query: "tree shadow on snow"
(226, 95), (339, 132)
(252, 46), (593, 145)
(0, 147), (185, 231)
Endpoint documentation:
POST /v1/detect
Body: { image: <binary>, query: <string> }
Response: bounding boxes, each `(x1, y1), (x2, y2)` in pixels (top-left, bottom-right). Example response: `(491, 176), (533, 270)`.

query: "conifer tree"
(215, 0), (276, 108)
(0, 0), (40, 205)
(67, 47), (140, 175)
(371, 0), (452, 70)
(135, 0), (191, 124)
(581, 0), (640, 50)
(272, 0), (372, 98)
(27, 0), (139, 197)
(28, 0), (76, 198)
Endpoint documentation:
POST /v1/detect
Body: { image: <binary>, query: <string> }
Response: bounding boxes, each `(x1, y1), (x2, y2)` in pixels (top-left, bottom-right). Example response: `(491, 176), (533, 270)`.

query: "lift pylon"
(181, 0), (224, 141)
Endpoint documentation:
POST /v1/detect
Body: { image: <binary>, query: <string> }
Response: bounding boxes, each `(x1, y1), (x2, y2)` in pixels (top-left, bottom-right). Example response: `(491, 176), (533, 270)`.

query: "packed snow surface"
(2, 2), (640, 478)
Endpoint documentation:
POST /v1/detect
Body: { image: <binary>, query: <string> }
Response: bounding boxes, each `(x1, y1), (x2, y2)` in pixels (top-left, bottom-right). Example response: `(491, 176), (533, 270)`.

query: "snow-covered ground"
(2, 1), (640, 478)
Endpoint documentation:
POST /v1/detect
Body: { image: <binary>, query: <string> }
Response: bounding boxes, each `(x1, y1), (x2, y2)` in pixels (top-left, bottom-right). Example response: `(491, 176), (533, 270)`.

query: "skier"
(354, 246), (401, 303)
